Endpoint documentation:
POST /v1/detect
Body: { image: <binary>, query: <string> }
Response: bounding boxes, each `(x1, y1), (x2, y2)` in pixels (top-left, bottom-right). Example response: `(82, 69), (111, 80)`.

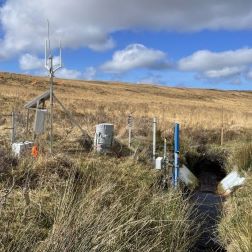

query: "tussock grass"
(0, 154), (198, 251)
(234, 143), (252, 172)
(218, 144), (252, 252)
(218, 175), (252, 252)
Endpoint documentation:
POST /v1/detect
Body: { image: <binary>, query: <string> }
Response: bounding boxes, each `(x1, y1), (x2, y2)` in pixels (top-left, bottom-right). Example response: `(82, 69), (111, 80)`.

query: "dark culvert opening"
(192, 157), (227, 191)
(185, 153), (227, 252)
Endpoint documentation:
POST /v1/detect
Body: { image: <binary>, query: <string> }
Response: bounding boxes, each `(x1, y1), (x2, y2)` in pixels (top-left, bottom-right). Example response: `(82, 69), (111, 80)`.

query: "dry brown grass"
(0, 72), (251, 142)
(0, 153), (199, 252)
(218, 143), (252, 252)
(218, 174), (252, 252)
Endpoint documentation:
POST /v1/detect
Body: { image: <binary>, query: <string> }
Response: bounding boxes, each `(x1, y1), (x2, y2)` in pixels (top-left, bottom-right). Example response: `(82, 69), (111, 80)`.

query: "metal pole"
(163, 138), (167, 163)
(26, 109), (29, 135)
(128, 115), (132, 148)
(33, 101), (40, 141)
(49, 57), (53, 154)
(163, 138), (167, 175)
(54, 95), (85, 134)
(173, 123), (180, 187)
(128, 126), (131, 148)
(221, 106), (224, 146)
(153, 117), (156, 163)
(11, 111), (16, 144)
(162, 138), (167, 188)
(44, 22), (62, 155)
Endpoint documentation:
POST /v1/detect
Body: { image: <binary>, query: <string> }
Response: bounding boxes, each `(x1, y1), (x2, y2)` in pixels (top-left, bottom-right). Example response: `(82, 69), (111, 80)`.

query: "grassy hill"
(0, 72), (251, 147)
(1, 72), (251, 132)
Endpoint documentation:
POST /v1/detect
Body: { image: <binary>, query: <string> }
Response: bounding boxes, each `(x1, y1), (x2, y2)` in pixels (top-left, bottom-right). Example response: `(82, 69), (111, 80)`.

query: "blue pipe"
(173, 123), (180, 187)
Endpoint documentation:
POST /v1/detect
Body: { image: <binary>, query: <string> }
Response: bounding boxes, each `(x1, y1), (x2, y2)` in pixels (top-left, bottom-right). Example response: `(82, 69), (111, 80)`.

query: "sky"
(0, 0), (252, 90)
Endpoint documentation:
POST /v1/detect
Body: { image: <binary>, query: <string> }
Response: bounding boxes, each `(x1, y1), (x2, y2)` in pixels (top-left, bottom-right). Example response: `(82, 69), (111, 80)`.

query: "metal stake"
(221, 106), (224, 146)
(128, 114), (132, 148)
(11, 111), (16, 144)
(153, 117), (156, 163)
(163, 138), (167, 183)
(163, 138), (167, 165)
(49, 57), (54, 154)
(26, 109), (30, 135)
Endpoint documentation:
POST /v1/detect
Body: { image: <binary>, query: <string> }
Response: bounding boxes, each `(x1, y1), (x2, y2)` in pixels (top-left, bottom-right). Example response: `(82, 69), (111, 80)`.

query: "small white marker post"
(128, 114), (132, 148)
(220, 106), (224, 146)
(153, 117), (156, 163)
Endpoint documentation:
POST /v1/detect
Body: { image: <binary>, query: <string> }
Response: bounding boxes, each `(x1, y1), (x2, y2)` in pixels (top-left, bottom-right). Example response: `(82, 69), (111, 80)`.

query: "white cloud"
(30, 68), (82, 79)
(0, 0), (115, 59)
(101, 44), (168, 73)
(137, 77), (157, 85)
(246, 70), (252, 80)
(56, 68), (82, 79)
(19, 53), (92, 80)
(137, 73), (163, 85)
(204, 67), (245, 79)
(19, 53), (61, 71)
(178, 49), (252, 71)
(2, 0), (252, 59)
(19, 53), (44, 70)
(18, 53), (80, 79)
(83, 66), (96, 80)
(178, 48), (252, 79)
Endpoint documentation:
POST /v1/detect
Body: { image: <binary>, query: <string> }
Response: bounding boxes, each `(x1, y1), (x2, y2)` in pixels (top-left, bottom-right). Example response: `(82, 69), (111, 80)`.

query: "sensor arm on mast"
(54, 41), (63, 72)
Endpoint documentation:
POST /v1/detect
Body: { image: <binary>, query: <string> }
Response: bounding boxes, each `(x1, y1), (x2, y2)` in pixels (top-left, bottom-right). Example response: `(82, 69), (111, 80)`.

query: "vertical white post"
(128, 114), (132, 148)
(128, 126), (131, 148)
(163, 138), (167, 169)
(45, 40), (47, 67)
(11, 111), (16, 144)
(153, 117), (156, 163)
(59, 40), (62, 67)
(163, 138), (168, 186)
(221, 106), (224, 146)
(26, 109), (29, 136)
(48, 57), (54, 154)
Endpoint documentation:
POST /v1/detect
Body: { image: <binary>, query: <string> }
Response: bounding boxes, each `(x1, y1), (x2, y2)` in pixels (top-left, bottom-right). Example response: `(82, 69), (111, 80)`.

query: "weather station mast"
(44, 21), (62, 154)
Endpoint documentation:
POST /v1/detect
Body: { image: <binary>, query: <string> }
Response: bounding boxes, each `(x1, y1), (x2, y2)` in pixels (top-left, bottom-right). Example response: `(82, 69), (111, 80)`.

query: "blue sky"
(1, 0), (252, 90)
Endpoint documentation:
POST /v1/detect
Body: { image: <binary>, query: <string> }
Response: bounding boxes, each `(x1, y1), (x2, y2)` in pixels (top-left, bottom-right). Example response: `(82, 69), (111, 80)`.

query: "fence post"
(153, 117), (156, 163)
(163, 137), (167, 174)
(221, 106), (224, 146)
(11, 110), (16, 144)
(128, 114), (132, 148)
